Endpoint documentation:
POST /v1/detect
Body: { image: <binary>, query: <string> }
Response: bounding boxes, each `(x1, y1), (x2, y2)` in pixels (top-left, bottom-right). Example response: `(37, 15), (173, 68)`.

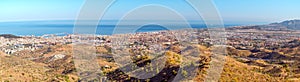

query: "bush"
(165, 51), (182, 66)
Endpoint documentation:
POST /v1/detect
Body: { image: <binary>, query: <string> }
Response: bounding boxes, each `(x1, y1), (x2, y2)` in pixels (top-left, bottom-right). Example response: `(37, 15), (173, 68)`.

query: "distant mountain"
(0, 34), (21, 38)
(270, 20), (300, 30)
(232, 19), (300, 30)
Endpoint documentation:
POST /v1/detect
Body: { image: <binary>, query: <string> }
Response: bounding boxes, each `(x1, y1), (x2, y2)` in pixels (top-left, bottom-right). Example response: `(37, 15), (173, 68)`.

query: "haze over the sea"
(0, 20), (239, 36)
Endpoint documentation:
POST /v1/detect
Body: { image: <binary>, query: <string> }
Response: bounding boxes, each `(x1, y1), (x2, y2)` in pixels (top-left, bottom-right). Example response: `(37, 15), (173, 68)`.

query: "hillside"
(0, 34), (21, 38)
(231, 19), (300, 31)
(2, 33), (300, 81)
(219, 57), (283, 82)
(270, 20), (300, 30)
(3, 43), (298, 82)
(0, 46), (78, 82)
(0, 54), (55, 81)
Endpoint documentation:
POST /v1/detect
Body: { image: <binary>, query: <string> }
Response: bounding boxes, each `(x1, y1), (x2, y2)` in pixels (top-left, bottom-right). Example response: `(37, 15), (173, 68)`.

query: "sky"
(0, 0), (300, 25)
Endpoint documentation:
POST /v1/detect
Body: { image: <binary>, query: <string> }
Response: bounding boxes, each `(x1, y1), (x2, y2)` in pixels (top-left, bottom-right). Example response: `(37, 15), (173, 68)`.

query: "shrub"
(165, 51), (182, 66)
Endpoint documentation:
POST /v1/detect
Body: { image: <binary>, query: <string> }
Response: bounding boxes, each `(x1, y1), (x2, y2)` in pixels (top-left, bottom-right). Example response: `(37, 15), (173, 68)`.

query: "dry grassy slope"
(0, 55), (54, 81)
(2, 44), (297, 82)
(194, 46), (280, 82)
(0, 49), (76, 82)
(219, 57), (284, 82)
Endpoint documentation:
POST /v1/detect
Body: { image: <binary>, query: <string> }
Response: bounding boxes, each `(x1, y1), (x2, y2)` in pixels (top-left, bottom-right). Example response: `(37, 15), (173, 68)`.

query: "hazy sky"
(1, 0), (300, 24)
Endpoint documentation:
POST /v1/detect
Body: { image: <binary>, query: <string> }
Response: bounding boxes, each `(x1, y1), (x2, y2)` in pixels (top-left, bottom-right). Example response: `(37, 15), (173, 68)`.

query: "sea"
(0, 20), (239, 36)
